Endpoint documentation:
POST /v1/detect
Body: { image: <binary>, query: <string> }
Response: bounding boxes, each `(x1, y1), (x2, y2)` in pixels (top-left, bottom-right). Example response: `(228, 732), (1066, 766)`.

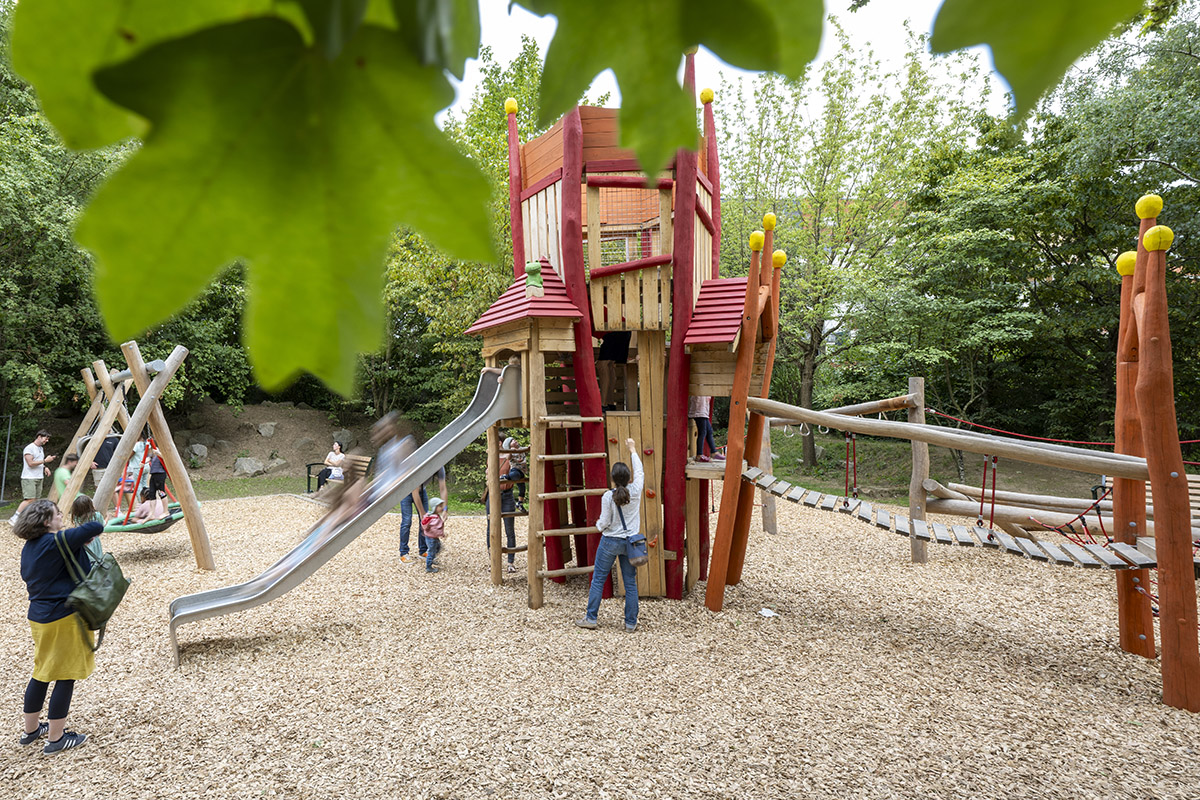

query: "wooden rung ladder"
(539, 526), (601, 538)
(537, 452), (608, 462)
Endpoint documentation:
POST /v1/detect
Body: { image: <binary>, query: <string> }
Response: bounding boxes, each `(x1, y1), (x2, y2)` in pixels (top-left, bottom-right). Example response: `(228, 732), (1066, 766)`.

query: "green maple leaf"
(931, 0), (1146, 114)
(76, 18), (495, 392)
(10, 0), (275, 149)
(519, 0), (821, 173)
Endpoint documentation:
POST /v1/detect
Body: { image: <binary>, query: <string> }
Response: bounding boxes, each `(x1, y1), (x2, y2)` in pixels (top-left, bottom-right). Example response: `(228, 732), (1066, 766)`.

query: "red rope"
(929, 408), (1200, 447)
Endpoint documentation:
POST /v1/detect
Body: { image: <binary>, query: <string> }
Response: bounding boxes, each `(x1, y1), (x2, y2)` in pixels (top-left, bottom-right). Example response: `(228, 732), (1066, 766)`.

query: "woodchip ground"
(2, 492), (1198, 799)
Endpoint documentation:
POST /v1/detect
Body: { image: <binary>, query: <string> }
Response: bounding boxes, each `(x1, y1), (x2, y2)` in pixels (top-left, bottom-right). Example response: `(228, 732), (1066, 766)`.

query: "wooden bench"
(306, 454), (374, 493)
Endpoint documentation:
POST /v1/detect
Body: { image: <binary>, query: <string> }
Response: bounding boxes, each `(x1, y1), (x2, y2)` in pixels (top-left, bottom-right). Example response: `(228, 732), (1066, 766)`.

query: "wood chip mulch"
(2, 491), (1198, 799)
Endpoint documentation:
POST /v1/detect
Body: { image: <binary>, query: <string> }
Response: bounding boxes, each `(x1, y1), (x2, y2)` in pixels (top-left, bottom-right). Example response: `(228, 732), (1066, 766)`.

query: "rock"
(200, 395), (216, 406)
(213, 439), (234, 452)
(186, 443), (209, 467)
(233, 457), (266, 477)
(294, 437), (316, 452)
(192, 433), (216, 448)
(237, 422), (256, 435)
(258, 422), (278, 438)
(186, 412), (205, 428)
(297, 403), (313, 411)
(332, 429), (356, 451)
(265, 457), (288, 474)
(276, 401), (294, 408)
(173, 431), (191, 450)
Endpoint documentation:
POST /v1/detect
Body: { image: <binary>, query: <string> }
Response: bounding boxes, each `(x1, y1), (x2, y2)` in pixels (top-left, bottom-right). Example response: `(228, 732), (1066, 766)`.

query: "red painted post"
(663, 58), (699, 600)
(558, 107), (607, 575)
(506, 98), (525, 282)
(702, 88), (721, 279)
(1131, 198), (1200, 712)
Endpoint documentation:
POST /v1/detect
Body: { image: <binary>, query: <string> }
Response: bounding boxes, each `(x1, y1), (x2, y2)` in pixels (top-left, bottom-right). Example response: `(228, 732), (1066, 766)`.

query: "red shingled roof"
(682, 278), (748, 347)
(465, 260), (581, 336)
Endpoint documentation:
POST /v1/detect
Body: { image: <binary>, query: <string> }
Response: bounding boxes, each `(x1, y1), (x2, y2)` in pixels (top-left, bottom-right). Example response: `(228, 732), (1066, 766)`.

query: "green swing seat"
(104, 503), (184, 534)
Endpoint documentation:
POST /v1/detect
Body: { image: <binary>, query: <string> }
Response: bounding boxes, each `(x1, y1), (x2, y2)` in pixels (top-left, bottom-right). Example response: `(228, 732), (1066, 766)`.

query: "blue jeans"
(426, 537), (442, 570)
(399, 489), (428, 556)
(584, 535), (639, 628)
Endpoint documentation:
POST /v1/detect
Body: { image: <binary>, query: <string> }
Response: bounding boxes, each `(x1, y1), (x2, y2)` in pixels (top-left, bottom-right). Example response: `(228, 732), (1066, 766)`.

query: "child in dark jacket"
(421, 497), (447, 573)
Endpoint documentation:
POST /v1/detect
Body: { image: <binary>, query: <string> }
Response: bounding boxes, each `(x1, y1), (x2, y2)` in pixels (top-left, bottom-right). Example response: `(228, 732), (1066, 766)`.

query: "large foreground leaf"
(10, 0), (274, 149)
(77, 19), (494, 392)
(931, 0), (1146, 113)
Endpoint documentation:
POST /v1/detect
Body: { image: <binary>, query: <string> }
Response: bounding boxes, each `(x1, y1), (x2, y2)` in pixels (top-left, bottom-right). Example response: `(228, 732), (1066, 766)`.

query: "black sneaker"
(43, 730), (86, 754)
(19, 722), (48, 746)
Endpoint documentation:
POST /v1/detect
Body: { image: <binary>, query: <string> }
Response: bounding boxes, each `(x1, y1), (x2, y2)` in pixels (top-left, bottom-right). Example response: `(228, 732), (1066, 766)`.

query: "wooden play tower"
(466, 57), (783, 606)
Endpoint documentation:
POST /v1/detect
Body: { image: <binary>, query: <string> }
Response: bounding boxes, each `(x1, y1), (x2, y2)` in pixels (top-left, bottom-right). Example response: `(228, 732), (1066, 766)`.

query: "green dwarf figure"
(524, 260), (544, 298)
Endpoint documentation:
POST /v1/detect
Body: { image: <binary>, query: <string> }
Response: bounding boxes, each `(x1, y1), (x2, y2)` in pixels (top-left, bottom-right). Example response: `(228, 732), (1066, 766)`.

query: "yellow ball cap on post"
(700, 87), (714, 105)
(504, 97), (518, 115)
(1135, 194), (1163, 219)
(762, 212), (777, 231)
(772, 250), (787, 269)
(749, 231), (765, 251)
(1115, 251), (1137, 276)
(1143, 225), (1174, 251)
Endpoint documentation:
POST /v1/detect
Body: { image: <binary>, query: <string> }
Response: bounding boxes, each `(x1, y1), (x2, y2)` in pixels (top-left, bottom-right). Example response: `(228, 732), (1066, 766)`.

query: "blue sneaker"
(19, 722), (48, 746)
(43, 730), (86, 754)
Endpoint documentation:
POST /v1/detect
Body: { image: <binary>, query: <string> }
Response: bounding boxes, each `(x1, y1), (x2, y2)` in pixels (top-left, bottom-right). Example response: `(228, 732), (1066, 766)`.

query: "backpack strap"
(615, 504), (628, 533)
(54, 531), (87, 584)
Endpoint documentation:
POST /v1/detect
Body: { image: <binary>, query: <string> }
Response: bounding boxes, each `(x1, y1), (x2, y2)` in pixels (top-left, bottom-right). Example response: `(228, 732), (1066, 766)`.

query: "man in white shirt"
(11, 430), (55, 524)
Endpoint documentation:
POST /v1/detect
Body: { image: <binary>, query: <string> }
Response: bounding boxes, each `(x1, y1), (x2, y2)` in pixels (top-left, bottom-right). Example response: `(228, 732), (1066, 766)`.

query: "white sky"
(444, 0), (1005, 117)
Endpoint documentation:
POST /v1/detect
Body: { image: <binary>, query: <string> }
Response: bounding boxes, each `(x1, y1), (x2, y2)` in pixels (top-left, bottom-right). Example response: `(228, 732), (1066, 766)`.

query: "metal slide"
(167, 365), (522, 666)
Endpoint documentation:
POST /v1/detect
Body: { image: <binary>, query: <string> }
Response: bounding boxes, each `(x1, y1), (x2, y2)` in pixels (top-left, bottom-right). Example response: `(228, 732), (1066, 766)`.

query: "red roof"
(466, 260), (582, 336)
(682, 278), (748, 347)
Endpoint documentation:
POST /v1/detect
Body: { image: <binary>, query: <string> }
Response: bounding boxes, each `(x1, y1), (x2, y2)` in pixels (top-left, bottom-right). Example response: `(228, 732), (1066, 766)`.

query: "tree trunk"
(952, 448), (965, 481)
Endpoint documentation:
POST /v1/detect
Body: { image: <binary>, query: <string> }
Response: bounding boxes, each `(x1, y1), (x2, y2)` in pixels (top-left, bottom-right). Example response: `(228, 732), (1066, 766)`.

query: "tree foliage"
(5, 0), (1158, 393)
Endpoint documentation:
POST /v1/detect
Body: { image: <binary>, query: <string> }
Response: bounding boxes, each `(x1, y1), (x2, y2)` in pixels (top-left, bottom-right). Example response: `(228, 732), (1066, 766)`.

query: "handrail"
(589, 253), (672, 280)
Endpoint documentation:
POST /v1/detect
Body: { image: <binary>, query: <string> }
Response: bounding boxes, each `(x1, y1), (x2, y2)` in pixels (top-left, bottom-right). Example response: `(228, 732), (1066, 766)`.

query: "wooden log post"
(526, 326), (548, 608)
(759, 423), (777, 535)
(57, 378), (132, 517)
(908, 377), (929, 564)
(1131, 206), (1200, 712)
(93, 359), (133, 432)
(750, 399), (1151, 481)
(487, 417), (503, 585)
(505, 97), (526, 282)
(726, 221), (784, 585)
(705, 233), (763, 611)
(92, 347), (187, 516)
(122, 341), (214, 571)
(65, 391), (105, 469)
(1113, 248), (1156, 657)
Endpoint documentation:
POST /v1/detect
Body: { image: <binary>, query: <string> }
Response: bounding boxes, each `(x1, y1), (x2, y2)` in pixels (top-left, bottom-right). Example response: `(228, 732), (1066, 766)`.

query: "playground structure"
(58, 341), (213, 569)
(725, 196), (1199, 712)
(466, 53), (789, 607)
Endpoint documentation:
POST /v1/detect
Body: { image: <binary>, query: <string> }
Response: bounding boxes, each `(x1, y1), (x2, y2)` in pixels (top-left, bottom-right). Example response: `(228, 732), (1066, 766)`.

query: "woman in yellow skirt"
(14, 499), (104, 754)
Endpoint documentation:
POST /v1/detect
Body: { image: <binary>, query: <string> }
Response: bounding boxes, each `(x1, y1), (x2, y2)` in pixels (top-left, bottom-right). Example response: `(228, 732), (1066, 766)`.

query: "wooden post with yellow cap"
(1113, 243), (1155, 659)
(705, 230), (766, 611)
(1128, 196), (1200, 711)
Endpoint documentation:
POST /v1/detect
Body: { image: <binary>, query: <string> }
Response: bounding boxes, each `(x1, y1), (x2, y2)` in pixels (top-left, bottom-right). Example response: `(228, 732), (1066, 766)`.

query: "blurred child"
(421, 497), (447, 573)
(132, 487), (168, 522)
(69, 495), (105, 565)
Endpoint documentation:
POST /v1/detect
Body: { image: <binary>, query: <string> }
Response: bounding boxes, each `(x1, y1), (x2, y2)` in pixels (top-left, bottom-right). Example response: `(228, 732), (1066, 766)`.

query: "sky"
(443, 0), (1005, 118)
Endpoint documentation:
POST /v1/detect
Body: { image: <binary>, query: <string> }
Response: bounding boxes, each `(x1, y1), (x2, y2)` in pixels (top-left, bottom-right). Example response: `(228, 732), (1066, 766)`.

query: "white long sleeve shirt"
(594, 451), (644, 539)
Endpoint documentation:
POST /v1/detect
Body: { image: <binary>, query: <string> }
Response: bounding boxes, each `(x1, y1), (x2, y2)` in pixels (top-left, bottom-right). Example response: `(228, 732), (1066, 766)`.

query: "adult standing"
(90, 434), (119, 489)
(400, 465), (447, 565)
(14, 499), (102, 753)
(576, 437), (645, 632)
(11, 431), (55, 524)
